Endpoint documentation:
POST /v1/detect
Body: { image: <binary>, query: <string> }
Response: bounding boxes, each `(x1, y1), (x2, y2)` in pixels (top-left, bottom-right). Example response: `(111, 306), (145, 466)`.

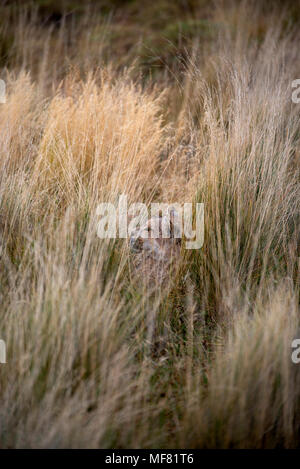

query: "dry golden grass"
(0, 0), (299, 448)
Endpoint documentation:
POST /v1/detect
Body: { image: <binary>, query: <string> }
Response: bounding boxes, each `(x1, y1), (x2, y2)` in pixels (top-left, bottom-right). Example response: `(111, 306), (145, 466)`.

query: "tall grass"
(0, 1), (299, 448)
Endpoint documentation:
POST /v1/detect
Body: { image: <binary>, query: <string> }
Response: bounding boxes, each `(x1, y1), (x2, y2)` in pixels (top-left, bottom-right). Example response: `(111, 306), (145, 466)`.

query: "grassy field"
(0, 0), (299, 448)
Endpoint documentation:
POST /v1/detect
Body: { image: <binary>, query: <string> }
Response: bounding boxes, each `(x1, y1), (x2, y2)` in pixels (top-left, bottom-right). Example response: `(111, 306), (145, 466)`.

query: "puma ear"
(168, 207), (182, 239)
